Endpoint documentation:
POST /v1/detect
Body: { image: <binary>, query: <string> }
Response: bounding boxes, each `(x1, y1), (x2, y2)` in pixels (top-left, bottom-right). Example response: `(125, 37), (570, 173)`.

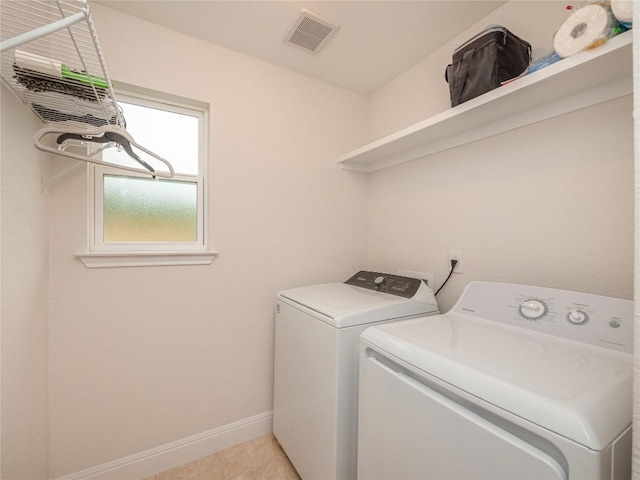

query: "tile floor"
(144, 434), (301, 480)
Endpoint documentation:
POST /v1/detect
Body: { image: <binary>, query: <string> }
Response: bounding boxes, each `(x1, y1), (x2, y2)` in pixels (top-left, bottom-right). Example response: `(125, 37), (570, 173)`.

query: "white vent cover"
(284, 9), (340, 54)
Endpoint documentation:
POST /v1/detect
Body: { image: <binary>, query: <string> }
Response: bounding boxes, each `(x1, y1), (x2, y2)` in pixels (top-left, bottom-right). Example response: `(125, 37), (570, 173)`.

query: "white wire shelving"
(0, 0), (174, 178)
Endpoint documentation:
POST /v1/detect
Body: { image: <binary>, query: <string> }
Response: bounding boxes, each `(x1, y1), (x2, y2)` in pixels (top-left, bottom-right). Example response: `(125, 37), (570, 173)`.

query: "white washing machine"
(358, 281), (633, 480)
(273, 271), (439, 480)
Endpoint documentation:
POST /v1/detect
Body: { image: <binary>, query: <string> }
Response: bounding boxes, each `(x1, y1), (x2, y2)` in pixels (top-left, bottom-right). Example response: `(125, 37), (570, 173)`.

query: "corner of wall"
(365, 1), (571, 141)
(1, 85), (51, 479)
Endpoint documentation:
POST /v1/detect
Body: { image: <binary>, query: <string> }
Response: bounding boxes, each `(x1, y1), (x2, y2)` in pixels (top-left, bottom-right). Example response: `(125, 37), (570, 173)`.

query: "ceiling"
(95, 1), (505, 94)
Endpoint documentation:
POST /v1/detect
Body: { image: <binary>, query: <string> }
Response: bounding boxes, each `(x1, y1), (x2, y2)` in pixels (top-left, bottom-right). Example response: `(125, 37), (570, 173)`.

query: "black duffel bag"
(445, 25), (531, 107)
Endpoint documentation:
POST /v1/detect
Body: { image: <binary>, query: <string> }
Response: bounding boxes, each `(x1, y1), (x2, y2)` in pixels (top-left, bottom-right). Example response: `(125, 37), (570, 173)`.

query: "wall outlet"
(397, 269), (435, 290)
(449, 251), (463, 274)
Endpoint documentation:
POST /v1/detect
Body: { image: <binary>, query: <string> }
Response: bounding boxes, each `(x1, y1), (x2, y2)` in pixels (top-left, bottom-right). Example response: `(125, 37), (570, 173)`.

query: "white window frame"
(78, 89), (217, 268)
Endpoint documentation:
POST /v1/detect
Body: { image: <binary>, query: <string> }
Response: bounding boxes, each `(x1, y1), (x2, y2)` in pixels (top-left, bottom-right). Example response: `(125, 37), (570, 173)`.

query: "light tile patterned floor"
(145, 434), (301, 480)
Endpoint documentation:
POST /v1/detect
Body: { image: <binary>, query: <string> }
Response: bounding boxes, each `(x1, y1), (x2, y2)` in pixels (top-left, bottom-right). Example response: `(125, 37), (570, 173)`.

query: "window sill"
(76, 251), (218, 268)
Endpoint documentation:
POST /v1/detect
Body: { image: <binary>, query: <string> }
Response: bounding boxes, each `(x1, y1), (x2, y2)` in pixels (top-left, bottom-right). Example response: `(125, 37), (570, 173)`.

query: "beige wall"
(47, 4), (369, 477)
(2, 1), (635, 478)
(365, 1), (634, 313)
(631, 4), (639, 480)
(1, 88), (50, 478)
(367, 97), (633, 311)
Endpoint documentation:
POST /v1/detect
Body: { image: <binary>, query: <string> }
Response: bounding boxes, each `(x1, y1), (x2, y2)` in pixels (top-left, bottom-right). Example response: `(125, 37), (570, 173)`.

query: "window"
(82, 90), (214, 267)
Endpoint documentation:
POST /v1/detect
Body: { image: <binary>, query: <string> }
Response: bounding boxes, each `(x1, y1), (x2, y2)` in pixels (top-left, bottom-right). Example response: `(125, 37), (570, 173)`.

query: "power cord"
(435, 259), (458, 296)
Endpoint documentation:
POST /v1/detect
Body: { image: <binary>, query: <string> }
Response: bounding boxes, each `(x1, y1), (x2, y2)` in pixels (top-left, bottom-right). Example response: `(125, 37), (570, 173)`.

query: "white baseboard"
(55, 411), (273, 480)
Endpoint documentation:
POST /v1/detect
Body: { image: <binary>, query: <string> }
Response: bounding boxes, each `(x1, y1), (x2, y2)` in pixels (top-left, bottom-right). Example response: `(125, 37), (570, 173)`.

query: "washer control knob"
(568, 309), (587, 324)
(374, 276), (385, 287)
(519, 300), (546, 320)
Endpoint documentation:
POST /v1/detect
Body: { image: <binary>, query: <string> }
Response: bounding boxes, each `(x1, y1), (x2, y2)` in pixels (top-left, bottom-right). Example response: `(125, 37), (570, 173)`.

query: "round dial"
(568, 309), (587, 324)
(519, 300), (547, 320)
(374, 276), (385, 287)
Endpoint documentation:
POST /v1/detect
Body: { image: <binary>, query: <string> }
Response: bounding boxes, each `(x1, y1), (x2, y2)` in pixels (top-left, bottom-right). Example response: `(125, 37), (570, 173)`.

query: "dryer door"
(358, 354), (567, 480)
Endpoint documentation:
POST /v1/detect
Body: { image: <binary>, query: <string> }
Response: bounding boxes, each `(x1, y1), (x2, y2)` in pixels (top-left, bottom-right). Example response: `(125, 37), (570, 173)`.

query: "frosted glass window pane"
(102, 102), (199, 175)
(104, 175), (197, 243)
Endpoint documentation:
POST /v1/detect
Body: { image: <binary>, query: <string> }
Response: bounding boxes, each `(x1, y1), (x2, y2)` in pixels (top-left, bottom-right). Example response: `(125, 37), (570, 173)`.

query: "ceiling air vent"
(285, 9), (340, 54)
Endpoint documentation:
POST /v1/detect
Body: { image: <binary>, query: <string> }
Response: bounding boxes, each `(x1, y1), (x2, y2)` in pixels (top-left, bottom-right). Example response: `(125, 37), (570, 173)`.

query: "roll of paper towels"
(553, 4), (616, 58)
(611, 0), (632, 26)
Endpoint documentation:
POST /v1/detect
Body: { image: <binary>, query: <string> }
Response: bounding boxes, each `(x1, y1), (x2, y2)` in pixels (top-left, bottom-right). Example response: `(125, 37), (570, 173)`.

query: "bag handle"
(451, 48), (474, 106)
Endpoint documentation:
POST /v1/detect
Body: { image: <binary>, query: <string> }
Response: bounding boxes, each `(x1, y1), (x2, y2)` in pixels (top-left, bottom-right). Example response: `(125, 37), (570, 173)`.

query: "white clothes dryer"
(273, 271), (439, 480)
(358, 281), (633, 480)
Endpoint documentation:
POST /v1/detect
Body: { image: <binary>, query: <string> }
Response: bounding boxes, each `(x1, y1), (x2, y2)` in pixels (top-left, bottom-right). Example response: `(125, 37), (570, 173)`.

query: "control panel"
(452, 281), (633, 354)
(345, 271), (423, 299)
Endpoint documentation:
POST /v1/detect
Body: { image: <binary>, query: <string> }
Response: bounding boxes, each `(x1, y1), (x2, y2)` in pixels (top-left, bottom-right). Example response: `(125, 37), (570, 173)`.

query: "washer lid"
(278, 283), (438, 328)
(362, 314), (632, 451)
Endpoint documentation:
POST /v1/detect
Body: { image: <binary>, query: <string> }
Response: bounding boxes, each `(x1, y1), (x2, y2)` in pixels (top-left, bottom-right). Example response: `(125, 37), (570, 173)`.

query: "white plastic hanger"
(34, 124), (175, 178)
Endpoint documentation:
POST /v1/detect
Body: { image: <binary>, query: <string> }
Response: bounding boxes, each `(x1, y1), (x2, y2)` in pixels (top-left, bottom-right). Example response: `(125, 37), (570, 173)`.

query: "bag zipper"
(453, 25), (507, 54)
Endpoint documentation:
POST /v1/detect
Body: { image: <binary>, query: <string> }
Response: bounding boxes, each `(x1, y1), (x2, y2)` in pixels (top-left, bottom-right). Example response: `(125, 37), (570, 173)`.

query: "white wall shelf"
(337, 30), (633, 173)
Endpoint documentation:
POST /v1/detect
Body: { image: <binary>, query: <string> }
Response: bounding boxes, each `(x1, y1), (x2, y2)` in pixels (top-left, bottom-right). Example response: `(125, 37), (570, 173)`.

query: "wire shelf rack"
(1, 0), (124, 129)
(0, 0), (174, 178)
